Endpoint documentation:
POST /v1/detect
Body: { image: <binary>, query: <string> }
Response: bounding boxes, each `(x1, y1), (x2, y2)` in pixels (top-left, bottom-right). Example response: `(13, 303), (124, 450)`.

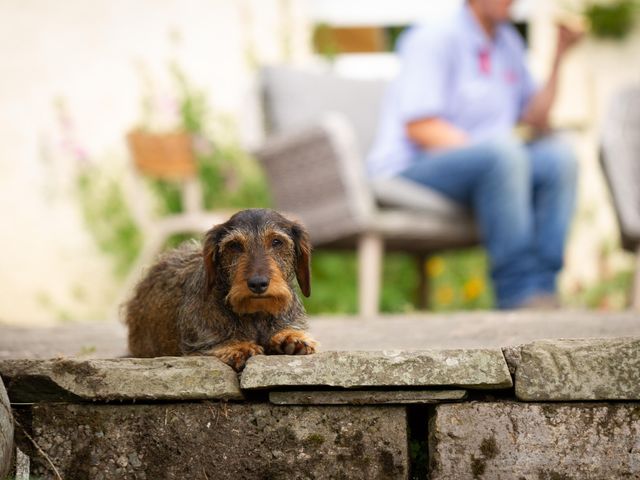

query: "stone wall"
(1, 337), (639, 479)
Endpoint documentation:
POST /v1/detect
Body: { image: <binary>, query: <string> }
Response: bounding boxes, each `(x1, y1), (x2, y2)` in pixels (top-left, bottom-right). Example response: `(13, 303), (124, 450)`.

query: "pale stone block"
(430, 401), (640, 479)
(242, 350), (513, 390)
(512, 337), (640, 400)
(0, 357), (242, 402)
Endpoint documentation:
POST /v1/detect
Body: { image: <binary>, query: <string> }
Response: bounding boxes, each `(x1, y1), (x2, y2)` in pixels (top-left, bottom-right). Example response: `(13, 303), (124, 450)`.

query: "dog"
(125, 208), (318, 371)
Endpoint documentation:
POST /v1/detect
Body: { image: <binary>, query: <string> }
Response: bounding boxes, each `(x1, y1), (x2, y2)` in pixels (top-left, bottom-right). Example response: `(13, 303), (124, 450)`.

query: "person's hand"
(556, 23), (585, 59)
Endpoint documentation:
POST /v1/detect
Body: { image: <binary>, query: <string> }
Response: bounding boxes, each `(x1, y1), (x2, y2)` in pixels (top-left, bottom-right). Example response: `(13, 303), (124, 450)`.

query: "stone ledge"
(241, 350), (513, 391)
(0, 357), (242, 402)
(508, 337), (640, 401)
(3, 337), (639, 404)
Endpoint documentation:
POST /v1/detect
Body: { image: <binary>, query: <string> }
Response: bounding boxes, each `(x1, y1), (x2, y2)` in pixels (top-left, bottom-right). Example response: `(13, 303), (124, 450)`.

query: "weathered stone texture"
(0, 377), (13, 479)
(242, 350), (512, 390)
(270, 389), (467, 405)
(513, 337), (640, 400)
(25, 403), (408, 480)
(0, 357), (242, 402)
(430, 401), (640, 480)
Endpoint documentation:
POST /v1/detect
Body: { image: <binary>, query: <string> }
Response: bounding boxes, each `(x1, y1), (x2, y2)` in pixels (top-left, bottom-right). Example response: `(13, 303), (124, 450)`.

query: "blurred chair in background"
(256, 66), (478, 317)
(115, 130), (230, 315)
(600, 85), (640, 310)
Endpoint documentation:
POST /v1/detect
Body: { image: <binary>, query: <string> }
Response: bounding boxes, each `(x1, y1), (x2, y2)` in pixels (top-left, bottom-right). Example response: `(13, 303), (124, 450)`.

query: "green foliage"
(426, 248), (494, 312)
(170, 61), (208, 134)
(198, 141), (271, 211)
(150, 180), (183, 214)
(76, 168), (142, 278)
(149, 62), (271, 217)
(77, 61), (270, 280)
(304, 252), (358, 314)
(303, 249), (494, 314)
(585, 0), (638, 39)
(312, 23), (339, 62)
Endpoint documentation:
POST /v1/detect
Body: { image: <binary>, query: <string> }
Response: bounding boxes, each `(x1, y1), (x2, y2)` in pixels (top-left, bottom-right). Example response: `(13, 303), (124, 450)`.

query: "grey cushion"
(370, 177), (468, 218)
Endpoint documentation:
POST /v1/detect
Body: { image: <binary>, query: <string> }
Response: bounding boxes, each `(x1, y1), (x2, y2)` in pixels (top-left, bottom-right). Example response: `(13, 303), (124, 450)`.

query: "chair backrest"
(600, 85), (640, 250)
(261, 66), (388, 157)
(257, 113), (379, 245)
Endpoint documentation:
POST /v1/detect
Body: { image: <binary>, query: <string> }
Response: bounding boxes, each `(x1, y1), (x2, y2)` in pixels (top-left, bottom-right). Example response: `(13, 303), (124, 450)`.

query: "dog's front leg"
(205, 340), (264, 371)
(268, 328), (318, 355)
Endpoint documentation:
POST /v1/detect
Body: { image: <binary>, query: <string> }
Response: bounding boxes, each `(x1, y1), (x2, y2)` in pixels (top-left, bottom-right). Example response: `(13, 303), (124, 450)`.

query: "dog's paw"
(212, 341), (264, 371)
(269, 329), (318, 355)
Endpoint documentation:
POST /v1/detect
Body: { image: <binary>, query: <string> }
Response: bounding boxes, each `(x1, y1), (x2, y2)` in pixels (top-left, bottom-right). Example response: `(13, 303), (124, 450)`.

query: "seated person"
(367, 0), (583, 309)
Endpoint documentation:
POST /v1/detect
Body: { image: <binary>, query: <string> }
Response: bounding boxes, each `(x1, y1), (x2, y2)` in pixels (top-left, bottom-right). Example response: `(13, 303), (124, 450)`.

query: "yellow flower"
(435, 285), (454, 305)
(426, 257), (445, 278)
(463, 277), (485, 301)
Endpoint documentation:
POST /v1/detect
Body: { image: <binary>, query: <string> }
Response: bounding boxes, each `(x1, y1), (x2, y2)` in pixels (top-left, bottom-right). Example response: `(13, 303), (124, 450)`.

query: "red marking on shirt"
(478, 48), (491, 75)
(504, 70), (518, 84)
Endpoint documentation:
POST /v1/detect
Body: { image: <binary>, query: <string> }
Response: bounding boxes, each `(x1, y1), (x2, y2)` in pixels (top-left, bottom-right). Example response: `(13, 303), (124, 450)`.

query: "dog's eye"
(271, 238), (283, 248)
(227, 241), (244, 253)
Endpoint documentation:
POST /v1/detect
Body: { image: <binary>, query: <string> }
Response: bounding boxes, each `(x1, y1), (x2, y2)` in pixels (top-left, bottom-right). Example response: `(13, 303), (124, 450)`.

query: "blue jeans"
(400, 135), (578, 309)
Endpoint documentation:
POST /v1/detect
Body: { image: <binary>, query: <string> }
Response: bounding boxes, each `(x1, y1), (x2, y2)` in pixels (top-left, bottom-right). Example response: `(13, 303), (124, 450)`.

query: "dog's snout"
(247, 276), (270, 294)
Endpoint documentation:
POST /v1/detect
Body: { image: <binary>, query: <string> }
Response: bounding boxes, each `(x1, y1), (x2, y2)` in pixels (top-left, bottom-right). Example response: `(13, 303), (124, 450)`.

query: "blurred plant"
(54, 99), (143, 280)
(67, 59), (269, 283)
(76, 167), (143, 278)
(583, 0), (638, 39)
(303, 248), (494, 314)
(303, 252), (420, 314)
(147, 61), (270, 216)
(426, 249), (493, 311)
(564, 240), (634, 309)
(312, 23), (340, 62)
(386, 26), (409, 51)
(573, 270), (633, 308)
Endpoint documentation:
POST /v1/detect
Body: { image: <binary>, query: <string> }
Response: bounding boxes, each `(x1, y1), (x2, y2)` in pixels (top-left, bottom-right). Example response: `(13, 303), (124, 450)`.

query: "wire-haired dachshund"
(125, 208), (318, 371)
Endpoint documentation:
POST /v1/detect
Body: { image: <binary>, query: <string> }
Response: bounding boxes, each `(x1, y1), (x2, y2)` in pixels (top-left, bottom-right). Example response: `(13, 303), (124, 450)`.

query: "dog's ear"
(203, 223), (227, 294)
(290, 221), (311, 297)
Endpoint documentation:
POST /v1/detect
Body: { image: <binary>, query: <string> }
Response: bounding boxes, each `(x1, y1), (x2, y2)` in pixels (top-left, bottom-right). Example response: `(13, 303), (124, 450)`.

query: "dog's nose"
(247, 276), (270, 294)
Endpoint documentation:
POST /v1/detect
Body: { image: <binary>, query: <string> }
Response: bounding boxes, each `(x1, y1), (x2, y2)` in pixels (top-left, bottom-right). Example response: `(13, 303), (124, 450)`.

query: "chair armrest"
(255, 113), (375, 245)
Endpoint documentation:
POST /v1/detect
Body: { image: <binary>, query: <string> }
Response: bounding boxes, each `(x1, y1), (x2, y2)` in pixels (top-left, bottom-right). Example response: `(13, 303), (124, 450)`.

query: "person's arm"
(520, 24), (584, 132)
(406, 117), (469, 150)
(396, 27), (464, 150)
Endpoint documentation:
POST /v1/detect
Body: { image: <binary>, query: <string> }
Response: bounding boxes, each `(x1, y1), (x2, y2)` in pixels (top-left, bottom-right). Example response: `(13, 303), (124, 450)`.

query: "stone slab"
(23, 403), (408, 480)
(512, 337), (640, 401)
(269, 389), (468, 405)
(0, 357), (242, 402)
(241, 350), (513, 390)
(429, 401), (640, 480)
(0, 378), (13, 479)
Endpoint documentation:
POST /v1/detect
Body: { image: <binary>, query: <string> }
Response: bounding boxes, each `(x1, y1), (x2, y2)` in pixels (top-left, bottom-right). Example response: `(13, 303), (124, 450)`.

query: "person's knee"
(478, 137), (529, 179)
(537, 136), (579, 187)
(554, 141), (578, 185)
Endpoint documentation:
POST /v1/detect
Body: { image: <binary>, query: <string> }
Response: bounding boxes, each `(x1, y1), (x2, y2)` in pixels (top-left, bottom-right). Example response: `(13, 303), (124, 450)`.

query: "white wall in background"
(307, 0), (533, 25)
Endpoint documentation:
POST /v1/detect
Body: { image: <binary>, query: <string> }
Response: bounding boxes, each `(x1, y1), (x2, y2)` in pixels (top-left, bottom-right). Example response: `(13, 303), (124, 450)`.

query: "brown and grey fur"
(125, 209), (318, 371)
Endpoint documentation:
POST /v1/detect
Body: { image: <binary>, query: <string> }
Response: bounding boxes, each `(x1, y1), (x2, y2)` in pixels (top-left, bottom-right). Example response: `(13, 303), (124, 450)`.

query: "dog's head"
(202, 209), (311, 315)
